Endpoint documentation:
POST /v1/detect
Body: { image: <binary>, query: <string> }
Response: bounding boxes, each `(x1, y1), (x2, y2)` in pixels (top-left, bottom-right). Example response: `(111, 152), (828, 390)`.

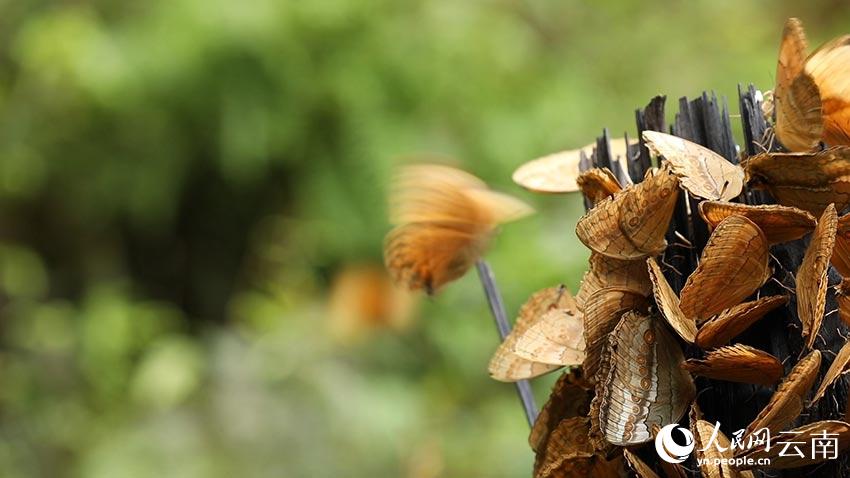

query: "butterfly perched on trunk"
(772, 17), (850, 151)
(384, 164), (532, 294)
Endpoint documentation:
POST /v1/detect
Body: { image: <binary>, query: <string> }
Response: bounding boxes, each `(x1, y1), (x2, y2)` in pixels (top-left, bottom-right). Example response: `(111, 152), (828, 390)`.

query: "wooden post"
(581, 88), (850, 476)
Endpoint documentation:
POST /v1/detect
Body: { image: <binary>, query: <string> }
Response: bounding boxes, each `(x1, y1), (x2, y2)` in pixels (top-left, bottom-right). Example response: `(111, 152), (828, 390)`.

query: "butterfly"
(576, 168), (623, 205)
(327, 263), (417, 340)
(575, 166), (679, 260)
(590, 311), (695, 447)
(647, 257), (697, 343)
(679, 215), (771, 324)
(796, 204), (837, 350)
(695, 295), (788, 349)
(737, 350), (821, 443)
(699, 200), (815, 244)
(691, 407), (756, 478)
(738, 421), (850, 469)
(513, 138), (636, 194)
(812, 338), (850, 404)
(642, 130), (744, 201)
(384, 164), (532, 294)
(489, 286), (575, 382)
(683, 344), (783, 386)
(773, 18), (850, 151)
(743, 147), (850, 216)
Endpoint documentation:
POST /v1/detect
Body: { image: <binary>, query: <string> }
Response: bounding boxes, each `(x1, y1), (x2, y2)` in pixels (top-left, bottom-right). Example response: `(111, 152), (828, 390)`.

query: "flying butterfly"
(384, 164), (532, 294)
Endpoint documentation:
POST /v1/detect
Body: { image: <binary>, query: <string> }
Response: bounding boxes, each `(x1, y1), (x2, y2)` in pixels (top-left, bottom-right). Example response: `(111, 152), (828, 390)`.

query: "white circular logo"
(655, 424), (695, 464)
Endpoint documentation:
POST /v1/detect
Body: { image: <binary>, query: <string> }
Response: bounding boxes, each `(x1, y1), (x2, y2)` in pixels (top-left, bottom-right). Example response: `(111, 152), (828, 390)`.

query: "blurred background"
(0, 1), (849, 477)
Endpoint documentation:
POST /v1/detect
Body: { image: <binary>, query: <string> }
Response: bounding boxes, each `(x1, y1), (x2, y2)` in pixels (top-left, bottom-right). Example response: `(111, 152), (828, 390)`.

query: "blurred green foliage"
(0, 1), (849, 477)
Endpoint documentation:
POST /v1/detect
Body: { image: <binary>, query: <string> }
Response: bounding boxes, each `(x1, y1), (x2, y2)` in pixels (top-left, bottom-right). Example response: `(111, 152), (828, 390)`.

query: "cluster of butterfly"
(383, 17), (850, 478)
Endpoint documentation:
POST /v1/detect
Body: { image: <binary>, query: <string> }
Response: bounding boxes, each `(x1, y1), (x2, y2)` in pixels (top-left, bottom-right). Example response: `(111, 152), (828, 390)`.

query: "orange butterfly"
(773, 17), (850, 151)
(384, 164), (532, 294)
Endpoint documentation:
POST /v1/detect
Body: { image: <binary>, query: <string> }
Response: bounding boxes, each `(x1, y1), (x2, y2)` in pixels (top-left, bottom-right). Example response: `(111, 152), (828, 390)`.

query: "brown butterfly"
(812, 338), (850, 404)
(773, 17), (824, 151)
(590, 311), (695, 447)
(385, 164), (532, 294)
(530, 370), (593, 455)
(738, 420), (850, 469)
(534, 416), (627, 478)
(695, 295), (788, 349)
(738, 350), (821, 443)
(743, 147), (850, 215)
(839, 279), (850, 327)
(622, 449), (661, 478)
(796, 204), (837, 350)
(832, 212), (850, 276)
(581, 287), (649, 379)
(576, 168), (623, 205)
(683, 344), (783, 386)
(773, 18), (850, 151)
(489, 286), (575, 382)
(575, 166), (679, 260)
(513, 138), (636, 194)
(642, 130), (744, 201)
(691, 414), (756, 478)
(514, 309), (585, 366)
(679, 215), (771, 324)
(647, 257), (697, 343)
(576, 252), (651, 313)
(328, 263), (417, 341)
(698, 201), (815, 244)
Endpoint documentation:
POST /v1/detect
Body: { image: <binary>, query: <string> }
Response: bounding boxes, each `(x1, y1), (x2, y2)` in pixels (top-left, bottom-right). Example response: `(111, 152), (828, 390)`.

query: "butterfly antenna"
(475, 260), (538, 427)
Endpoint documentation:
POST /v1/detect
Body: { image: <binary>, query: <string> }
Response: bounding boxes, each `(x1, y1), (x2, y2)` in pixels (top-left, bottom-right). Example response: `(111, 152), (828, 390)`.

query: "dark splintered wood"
(594, 128), (614, 172)
(635, 95), (665, 176)
(584, 88), (850, 477)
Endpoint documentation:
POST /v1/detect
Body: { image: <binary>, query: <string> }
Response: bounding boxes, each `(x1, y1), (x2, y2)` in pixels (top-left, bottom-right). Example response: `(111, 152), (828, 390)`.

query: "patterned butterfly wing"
(683, 344), (783, 386)
(679, 215), (771, 324)
(698, 201), (815, 244)
(642, 130), (744, 201)
(774, 18), (823, 152)
(591, 312), (695, 447)
(796, 204), (837, 350)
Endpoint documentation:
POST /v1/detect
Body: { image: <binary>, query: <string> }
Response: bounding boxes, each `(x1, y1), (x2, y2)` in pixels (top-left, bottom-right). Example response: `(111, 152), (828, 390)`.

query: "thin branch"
(476, 260), (538, 427)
